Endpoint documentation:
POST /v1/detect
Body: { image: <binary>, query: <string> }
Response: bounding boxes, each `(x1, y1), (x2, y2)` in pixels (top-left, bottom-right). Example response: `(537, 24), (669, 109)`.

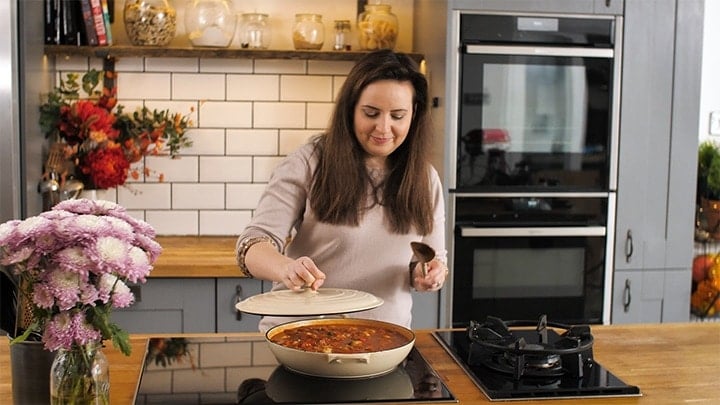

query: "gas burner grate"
(466, 315), (594, 380)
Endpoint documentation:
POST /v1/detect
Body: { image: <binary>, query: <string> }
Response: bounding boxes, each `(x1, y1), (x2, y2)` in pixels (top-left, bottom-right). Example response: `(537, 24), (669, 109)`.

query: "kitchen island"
(1, 322), (719, 404)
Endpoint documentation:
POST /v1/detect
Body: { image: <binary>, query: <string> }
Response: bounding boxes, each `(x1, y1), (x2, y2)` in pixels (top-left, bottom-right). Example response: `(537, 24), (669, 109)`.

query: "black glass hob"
(433, 316), (642, 401)
(134, 336), (457, 405)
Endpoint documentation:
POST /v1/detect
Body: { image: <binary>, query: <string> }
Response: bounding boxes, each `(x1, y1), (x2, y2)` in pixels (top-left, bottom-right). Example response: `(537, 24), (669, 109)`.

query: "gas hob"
(433, 315), (642, 401)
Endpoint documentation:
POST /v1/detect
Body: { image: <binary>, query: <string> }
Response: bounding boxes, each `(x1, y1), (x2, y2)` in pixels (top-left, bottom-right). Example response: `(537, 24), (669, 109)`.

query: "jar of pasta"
(123, 0), (177, 46)
(357, 3), (398, 50)
(293, 14), (324, 50)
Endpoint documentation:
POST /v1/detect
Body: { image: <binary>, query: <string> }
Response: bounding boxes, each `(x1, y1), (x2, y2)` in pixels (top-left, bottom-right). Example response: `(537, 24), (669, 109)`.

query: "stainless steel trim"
(608, 16), (623, 191)
(452, 192), (611, 198)
(465, 44), (614, 58)
(460, 226), (607, 237)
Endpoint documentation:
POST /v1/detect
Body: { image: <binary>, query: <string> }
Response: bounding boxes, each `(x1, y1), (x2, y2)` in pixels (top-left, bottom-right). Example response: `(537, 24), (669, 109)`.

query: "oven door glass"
(456, 52), (614, 192)
(452, 228), (606, 326)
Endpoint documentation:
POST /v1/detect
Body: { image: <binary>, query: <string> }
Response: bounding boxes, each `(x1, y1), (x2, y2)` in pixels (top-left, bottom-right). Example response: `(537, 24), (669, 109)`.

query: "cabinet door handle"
(623, 279), (632, 312)
(234, 284), (243, 321)
(624, 229), (634, 263)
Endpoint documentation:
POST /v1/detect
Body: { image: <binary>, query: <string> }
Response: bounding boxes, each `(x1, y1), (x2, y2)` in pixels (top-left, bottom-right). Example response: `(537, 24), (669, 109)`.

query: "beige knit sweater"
(238, 142), (447, 332)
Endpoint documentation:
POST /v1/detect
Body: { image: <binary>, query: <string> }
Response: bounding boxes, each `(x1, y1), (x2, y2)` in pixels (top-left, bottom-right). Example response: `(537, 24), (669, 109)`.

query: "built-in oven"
(446, 12), (622, 327)
(451, 194), (614, 326)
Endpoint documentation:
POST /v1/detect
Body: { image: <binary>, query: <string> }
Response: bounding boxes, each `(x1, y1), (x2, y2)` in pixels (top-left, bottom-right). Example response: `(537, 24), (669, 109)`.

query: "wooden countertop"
(151, 236), (241, 278)
(2, 323), (719, 404)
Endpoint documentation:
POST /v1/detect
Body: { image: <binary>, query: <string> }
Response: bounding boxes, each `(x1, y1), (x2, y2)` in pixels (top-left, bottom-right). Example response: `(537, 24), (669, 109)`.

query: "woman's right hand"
(282, 256), (326, 291)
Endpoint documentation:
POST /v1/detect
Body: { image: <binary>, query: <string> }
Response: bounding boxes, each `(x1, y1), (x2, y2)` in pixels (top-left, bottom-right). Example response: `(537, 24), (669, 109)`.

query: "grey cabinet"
(216, 278), (263, 332)
(113, 278), (215, 333)
(612, 0), (702, 323)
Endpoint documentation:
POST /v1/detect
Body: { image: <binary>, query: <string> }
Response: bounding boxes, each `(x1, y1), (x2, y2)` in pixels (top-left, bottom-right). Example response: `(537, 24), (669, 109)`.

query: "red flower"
(80, 145), (130, 189)
(58, 100), (119, 146)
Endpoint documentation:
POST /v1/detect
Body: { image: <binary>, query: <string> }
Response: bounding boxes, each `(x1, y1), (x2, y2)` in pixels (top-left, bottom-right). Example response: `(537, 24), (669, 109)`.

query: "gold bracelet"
(237, 236), (277, 278)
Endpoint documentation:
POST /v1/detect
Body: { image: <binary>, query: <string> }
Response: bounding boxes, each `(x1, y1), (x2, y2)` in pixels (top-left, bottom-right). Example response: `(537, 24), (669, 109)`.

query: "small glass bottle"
(357, 3), (398, 50)
(292, 14), (324, 50)
(238, 13), (271, 49)
(333, 20), (351, 51)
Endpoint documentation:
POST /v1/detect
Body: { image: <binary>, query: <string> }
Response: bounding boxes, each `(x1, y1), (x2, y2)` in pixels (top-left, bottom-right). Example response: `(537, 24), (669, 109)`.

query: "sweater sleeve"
(237, 143), (317, 253)
(423, 166), (447, 264)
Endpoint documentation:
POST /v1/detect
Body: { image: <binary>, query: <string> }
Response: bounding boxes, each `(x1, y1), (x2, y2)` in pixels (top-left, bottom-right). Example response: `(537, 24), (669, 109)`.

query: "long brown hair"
(309, 49), (434, 235)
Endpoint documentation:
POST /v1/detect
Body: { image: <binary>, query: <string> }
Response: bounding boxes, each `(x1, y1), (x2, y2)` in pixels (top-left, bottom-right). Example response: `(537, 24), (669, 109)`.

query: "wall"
(52, 0), (416, 236)
(56, 55), (354, 235)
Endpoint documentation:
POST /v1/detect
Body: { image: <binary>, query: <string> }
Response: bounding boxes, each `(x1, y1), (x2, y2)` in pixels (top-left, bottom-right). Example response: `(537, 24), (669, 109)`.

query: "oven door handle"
(459, 227), (606, 237)
(465, 44), (614, 59)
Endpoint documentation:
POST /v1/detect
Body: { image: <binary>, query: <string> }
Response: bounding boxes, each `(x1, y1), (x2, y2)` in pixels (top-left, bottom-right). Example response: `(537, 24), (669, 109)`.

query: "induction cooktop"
(133, 335), (457, 404)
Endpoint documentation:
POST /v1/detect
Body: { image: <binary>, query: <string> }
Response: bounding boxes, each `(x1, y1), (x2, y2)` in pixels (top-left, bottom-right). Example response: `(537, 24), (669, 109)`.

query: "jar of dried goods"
(292, 14), (324, 50)
(357, 3), (398, 50)
(123, 0), (177, 46)
(238, 13), (271, 49)
(185, 0), (237, 48)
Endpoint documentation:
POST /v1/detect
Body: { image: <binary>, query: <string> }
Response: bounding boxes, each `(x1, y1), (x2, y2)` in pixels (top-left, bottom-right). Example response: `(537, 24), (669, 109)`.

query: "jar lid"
(235, 288), (383, 316)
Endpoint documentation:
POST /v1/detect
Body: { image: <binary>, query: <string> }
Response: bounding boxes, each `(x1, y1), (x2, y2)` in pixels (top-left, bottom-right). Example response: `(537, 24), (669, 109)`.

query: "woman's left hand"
(412, 259), (449, 292)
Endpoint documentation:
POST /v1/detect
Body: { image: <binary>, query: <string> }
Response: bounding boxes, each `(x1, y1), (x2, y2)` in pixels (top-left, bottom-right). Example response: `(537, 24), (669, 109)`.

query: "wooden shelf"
(44, 45), (424, 63)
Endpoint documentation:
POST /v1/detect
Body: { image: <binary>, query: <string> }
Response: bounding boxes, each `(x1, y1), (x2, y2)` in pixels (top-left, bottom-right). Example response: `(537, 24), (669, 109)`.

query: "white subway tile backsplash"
(253, 157), (285, 182)
(145, 156), (199, 182)
(200, 101), (253, 128)
(254, 59), (306, 74)
(200, 210), (252, 235)
(307, 60), (355, 75)
(172, 73), (226, 100)
(118, 73), (172, 100)
(253, 102), (305, 128)
(118, 184), (171, 209)
(55, 56), (90, 71)
(199, 156), (252, 182)
(201, 58), (253, 73)
(279, 130), (317, 155)
(114, 57), (144, 72)
(172, 184), (225, 209)
(281, 75), (333, 102)
(306, 102), (334, 129)
(183, 128), (226, 155)
(226, 184), (267, 209)
(146, 211), (199, 235)
(333, 76), (347, 99)
(227, 75), (279, 101)
(94, 56), (351, 236)
(145, 57), (199, 72)
(227, 129), (278, 155)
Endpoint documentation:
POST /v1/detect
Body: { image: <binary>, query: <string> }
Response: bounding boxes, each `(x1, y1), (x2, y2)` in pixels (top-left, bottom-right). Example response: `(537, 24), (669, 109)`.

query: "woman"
(235, 49), (448, 332)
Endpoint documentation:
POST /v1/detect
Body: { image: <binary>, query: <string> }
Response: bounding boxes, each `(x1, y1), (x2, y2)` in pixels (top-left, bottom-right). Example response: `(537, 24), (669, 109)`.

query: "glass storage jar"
(292, 13), (324, 50)
(123, 0), (177, 46)
(333, 20), (351, 51)
(238, 13), (271, 49)
(357, 3), (398, 50)
(185, 0), (237, 48)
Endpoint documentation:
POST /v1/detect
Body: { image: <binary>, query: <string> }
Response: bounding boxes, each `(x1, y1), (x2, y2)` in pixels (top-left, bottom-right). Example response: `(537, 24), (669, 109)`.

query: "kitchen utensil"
(60, 178), (84, 200)
(235, 288), (383, 317)
(265, 318), (415, 378)
(411, 241), (435, 277)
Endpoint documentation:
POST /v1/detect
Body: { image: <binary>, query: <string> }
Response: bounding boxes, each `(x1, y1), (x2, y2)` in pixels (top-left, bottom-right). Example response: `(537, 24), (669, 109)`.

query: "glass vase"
(123, 0), (177, 46)
(50, 343), (109, 405)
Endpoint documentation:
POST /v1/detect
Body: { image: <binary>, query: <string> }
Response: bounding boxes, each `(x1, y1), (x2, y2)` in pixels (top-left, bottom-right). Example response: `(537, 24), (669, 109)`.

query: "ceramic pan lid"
(235, 288), (383, 316)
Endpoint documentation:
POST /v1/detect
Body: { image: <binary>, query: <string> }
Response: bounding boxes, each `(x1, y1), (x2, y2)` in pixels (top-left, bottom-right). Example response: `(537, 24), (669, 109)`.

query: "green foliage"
(698, 140), (720, 200)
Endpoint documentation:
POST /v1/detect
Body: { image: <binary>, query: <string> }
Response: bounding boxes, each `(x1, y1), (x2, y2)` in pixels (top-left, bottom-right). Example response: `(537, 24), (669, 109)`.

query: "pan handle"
(326, 354), (371, 364)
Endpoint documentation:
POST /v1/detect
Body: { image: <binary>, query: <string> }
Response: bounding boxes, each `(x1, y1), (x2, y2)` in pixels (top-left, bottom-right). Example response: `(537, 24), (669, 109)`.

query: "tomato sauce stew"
(270, 324), (411, 354)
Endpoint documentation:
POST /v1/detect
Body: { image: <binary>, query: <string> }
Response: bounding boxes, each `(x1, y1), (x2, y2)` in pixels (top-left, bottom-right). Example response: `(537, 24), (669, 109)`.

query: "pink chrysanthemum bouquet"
(0, 199), (161, 356)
